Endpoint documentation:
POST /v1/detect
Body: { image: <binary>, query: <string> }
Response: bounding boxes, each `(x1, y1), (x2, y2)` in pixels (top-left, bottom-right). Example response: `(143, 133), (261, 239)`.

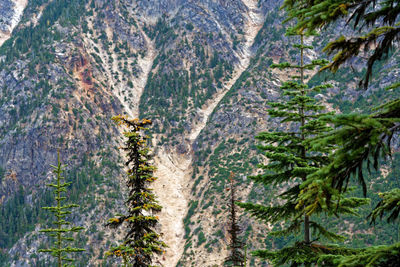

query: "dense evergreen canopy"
(283, 0), (400, 89)
(282, 0), (400, 220)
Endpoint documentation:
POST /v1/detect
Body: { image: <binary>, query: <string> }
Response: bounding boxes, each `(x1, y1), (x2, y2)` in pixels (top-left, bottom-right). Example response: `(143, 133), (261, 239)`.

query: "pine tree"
(282, 0), (400, 229)
(238, 30), (367, 266)
(280, 2), (400, 265)
(280, 2), (400, 199)
(106, 116), (166, 267)
(225, 172), (244, 267)
(39, 151), (85, 267)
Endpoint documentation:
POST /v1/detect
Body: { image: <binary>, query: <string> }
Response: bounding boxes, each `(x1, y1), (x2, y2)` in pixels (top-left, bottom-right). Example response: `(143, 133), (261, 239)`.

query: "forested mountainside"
(0, 0), (399, 266)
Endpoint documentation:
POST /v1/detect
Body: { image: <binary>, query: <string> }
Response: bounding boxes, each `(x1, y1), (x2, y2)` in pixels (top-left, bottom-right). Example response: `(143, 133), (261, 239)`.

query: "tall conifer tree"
(106, 116), (166, 267)
(283, 0), (400, 222)
(280, 2), (400, 265)
(239, 31), (367, 266)
(39, 151), (85, 267)
(225, 172), (245, 267)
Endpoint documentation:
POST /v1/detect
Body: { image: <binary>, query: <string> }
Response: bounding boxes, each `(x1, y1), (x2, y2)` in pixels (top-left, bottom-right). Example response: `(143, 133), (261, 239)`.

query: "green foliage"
(0, 152), (111, 265)
(254, 242), (353, 266)
(369, 188), (400, 224)
(184, 200), (198, 239)
(0, 0), (91, 137)
(185, 23), (194, 31)
(0, 166), (4, 183)
(0, 250), (9, 265)
(282, 1), (400, 265)
(240, 32), (367, 266)
(0, 186), (51, 250)
(106, 116), (166, 266)
(318, 242), (400, 267)
(145, 17), (177, 49)
(283, 0), (400, 89)
(140, 19), (234, 147)
(0, 0), (87, 63)
(197, 232), (206, 246)
(39, 152), (85, 267)
(300, 99), (400, 215)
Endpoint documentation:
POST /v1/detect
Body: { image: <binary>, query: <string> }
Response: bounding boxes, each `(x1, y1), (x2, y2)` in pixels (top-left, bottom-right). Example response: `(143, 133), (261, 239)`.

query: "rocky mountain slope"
(0, 0), (399, 266)
(0, 0), (28, 46)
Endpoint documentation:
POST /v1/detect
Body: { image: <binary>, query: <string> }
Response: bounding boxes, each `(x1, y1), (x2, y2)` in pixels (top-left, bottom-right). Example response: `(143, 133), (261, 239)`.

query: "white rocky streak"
(31, 4), (45, 27)
(0, 0), (28, 47)
(97, 22), (155, 118)
(152, 147), (192, 266)
(128, 30), (156, 118)
(154, 1), (265, 266)
(190, 0), (264, 142)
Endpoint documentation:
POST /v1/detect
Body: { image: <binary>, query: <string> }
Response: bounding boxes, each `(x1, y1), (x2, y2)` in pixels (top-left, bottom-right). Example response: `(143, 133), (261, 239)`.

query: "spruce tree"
(225, 172), (244, 267)
(282, 0), (400, 230)
(299, 104), (400, 215)
(279, 2), (400, 265)
(280, 2), (400, 200)
(39, 151), (85, 267)
(106, 116), (166, 267)
(238, 31), (367, 266)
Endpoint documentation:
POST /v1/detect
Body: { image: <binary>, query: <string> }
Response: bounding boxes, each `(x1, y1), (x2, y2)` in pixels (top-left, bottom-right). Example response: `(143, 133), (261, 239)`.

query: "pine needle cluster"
(278, 1), (400, 266)
(282, 0), (400, 89)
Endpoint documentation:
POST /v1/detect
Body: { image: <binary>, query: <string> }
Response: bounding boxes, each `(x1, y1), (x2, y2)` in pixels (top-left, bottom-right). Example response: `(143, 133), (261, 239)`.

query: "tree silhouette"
(225, 172), (244, 267)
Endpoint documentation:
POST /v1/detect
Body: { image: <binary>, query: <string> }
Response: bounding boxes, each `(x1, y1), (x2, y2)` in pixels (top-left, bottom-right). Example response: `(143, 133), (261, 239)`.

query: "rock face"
(0, 0), (27, 46)
(0, 0), (15, 33)
(0, 0), (399, 266)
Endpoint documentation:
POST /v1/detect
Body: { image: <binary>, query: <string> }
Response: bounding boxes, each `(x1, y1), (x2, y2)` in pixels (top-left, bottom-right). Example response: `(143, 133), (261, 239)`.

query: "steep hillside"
(0, 0), (270, 266)
(145, 0), (267, 265)
(0, 0), (399, 266)
(0, 0), (127, 265)
(0, 0), (28, 46)
(177, 3), (400, 267)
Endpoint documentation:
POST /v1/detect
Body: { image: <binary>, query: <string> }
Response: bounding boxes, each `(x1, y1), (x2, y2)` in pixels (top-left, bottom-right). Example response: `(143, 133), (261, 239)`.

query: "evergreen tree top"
(282, 0), (400, 88)
(240, 30), (370, 266)
(112, 115), (152, 130)
(106, 116), (166, 266)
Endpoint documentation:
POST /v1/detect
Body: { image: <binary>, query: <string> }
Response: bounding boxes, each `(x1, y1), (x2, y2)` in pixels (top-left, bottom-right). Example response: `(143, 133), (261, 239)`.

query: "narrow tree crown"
(39, 151), (85, 267)
(225, 172), (245, 267)
(106, 116), (166, 267)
